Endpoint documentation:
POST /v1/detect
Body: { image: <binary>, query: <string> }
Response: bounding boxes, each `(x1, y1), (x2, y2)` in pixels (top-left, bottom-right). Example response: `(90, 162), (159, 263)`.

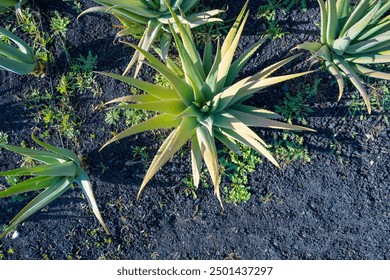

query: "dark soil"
(0, 0), (389, 260)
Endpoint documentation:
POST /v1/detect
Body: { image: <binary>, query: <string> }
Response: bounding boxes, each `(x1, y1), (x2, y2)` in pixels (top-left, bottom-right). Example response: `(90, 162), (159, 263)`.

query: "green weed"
(220, 145), (263, 205)
(50, 11), (71, 38)
(272, 133), (311, 166)
(275, 78), (320, 124)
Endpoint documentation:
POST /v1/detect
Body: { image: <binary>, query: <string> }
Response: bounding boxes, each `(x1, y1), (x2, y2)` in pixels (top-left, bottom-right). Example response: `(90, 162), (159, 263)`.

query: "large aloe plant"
(0, 27), (45, 75)
(296, 0), (390, 113)
(79, 0), (224, 76)
(99, 1), (315, 205)
(0, 135), (109, 239)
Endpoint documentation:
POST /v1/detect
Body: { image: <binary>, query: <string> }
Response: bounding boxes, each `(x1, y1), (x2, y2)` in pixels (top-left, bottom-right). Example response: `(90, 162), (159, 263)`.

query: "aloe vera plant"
(79, 0), (224, 76)
(296, 0), (390, 113)
(0, 135), (109, 239)
(0, 27), (45, 75)
(99, 1), (314, 205)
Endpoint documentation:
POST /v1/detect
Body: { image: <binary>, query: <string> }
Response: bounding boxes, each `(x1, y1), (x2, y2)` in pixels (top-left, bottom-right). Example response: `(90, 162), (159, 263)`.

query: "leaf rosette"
(296, 0), (390, 113)
(99, 1), (315, 206)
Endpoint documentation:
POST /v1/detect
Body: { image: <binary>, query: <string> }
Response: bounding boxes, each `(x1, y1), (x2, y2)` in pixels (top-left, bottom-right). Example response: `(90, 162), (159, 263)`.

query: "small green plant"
(348, 80), (390, 120)
(25, 88), (79, 140)
(0, 27), (45, 75)
(99, 1), (314, 205)
(18, 8), (52, 64)
(79, 0), (224, 76)
(63, 51), (100, 95)
(25, 52), (100, 141)
(256, 0), (307, 39)
(272, 133), (311, 165)
(131, 145), (149, 164)
(220, 145), (263, 204)
(0, 135), (109, 239)
(50, 11), (71, 38)
(296, 0), (390, 114)
(275, 78), (320, 124)
(105, 108), (121, 126)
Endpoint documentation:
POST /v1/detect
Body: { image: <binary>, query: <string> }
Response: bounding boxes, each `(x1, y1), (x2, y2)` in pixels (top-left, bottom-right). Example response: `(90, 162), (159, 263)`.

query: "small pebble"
(12, 231), (19, 239)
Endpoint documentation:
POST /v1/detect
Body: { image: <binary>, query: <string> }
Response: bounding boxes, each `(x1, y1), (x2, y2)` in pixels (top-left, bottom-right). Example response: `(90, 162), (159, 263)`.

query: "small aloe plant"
(0, 27), (45, 76)
(0, 135), (109, 239)
(99, 1), (315, 206)
(296, 0), (390, 113)
(79, 0), (224, 76)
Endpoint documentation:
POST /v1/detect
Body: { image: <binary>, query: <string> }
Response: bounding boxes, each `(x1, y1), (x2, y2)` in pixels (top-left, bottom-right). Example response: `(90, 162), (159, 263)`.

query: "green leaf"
(351, 64), (390, 80)
(219, 127), (279, 168)
(203, 38), (221, 100)
(229, 71), (314, 106)
(0, 27), (35, 59)
(317, 0), (328, 44)
(342, 0), (381, 41)
(333, 54), (371, 113)
(229, 104), (281, 119)
(1, 144), (67, 165)
(227, 109), (316, 132)
(165, 0), (205, 79)
(0, 40), (34, 64)
(221, 0), (248, 57)
(339, 0), (370, 37)
(190, 135), (202, 187)
(325, 60), (344, 101)
(0, 176), (57, 198)
(74, 169), (109, 234)
(0, 55), (35, 75)
(251, 54), (303, 81)
(345, 54), (390, 64)
(122, 19), (162, 76)
(179, 0), (199, 13)
(100, 114), (180, 150)
(332, 37), (351, 55)
(123, 42), (194, 105)
(326, 0), (339, 44)
(168, 22), (204, 97)
(214, 129), (241, 155)
(346, 33), (390, 54)
(357, 18), (390, 40)
(213, 112), (267, 146)
(225, 36), (269, 87)
(216, 10), (249, 92)
(0, 161), (77, 177)
(97, 72), (179, 100)
(118, 99), (186, 115)
(107, 94), (160, 103)
(32, 134), (80, 165)
(336, 0), (350, 19)
(295, 42), (323, 53)
(203, 39), (213, 76)
(138, 117), (197, 198)
(196, 126), (221, 206)
(0, 177), (71, 239)
(370, 0), (390, 23)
